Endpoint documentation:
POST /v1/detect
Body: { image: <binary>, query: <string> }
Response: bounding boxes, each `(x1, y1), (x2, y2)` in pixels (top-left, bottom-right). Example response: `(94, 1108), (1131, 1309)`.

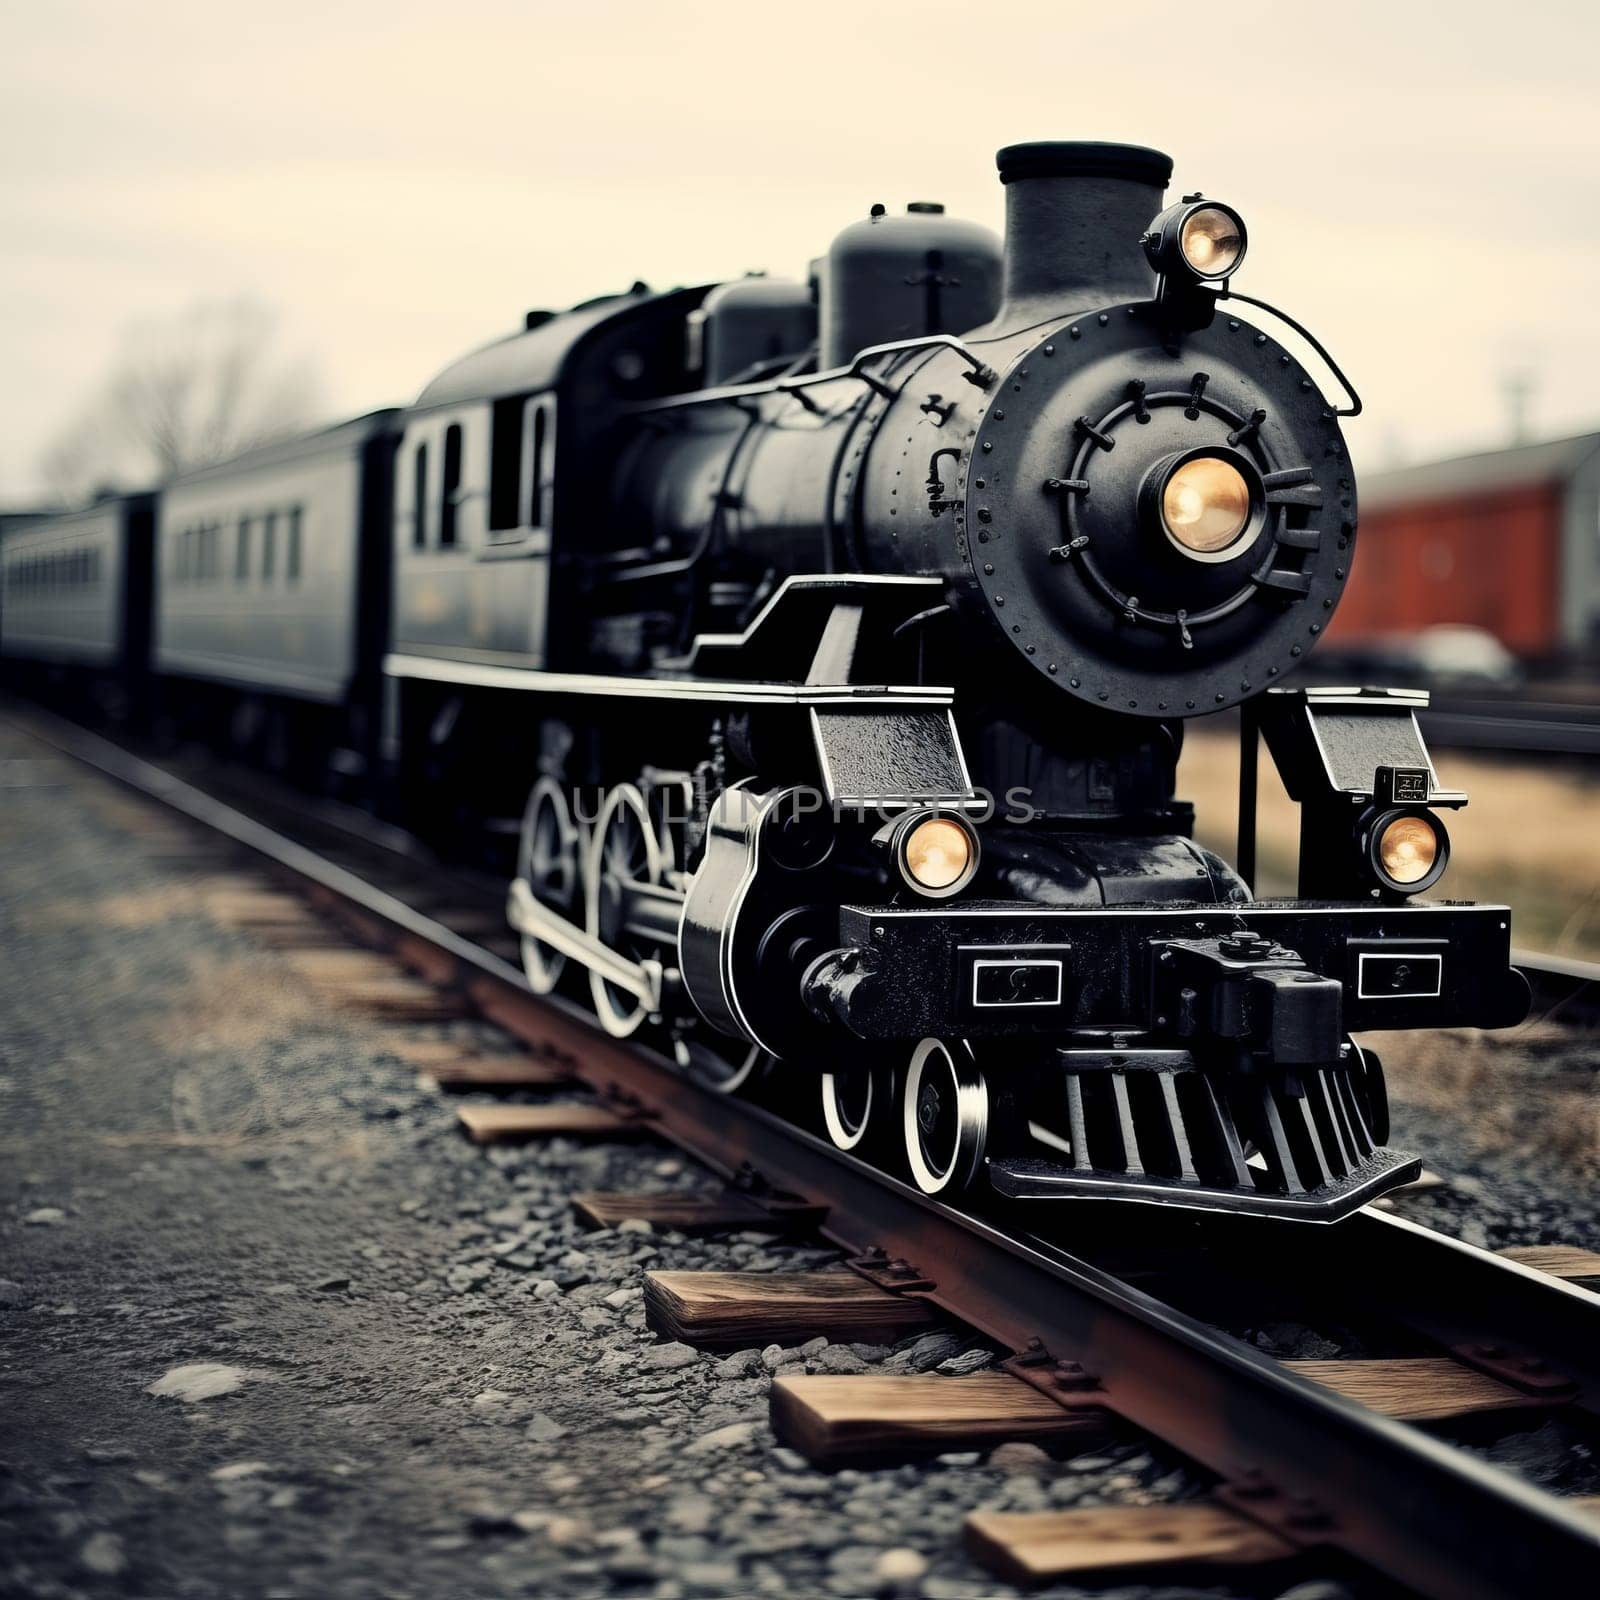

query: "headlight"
(1143, 199), (1248, 284)
(1179, 205), (1246, 278)
(1369, 810), (1448, 894)
(887, 812), (980, 898)
(1160, 455), (1253, 556)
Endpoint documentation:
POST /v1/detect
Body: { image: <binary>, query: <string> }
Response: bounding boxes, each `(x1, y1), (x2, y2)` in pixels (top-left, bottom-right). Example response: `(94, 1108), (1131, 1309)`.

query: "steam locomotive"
(1, 142), (1531, 1221)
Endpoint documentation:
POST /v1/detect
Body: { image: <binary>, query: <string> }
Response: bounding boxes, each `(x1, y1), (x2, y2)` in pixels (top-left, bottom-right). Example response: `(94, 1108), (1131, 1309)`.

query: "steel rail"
(18, 706), (1600, 1600)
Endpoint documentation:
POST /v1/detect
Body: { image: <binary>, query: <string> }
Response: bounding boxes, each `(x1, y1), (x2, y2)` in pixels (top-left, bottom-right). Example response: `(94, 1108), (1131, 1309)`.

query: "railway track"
(1419, 694), (1600, 761)
(1274, 682), (1600, 761)
(16, 703), (1600, 1599)
(1420, 700), (1600, 761)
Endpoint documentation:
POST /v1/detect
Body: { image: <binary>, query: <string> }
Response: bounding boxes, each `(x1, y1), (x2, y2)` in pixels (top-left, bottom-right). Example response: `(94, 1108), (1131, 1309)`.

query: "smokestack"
(989, 142), (1172, 333)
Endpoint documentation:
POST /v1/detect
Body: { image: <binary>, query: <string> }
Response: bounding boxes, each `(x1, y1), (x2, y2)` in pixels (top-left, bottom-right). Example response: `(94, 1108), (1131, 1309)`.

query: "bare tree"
(39, 298), (324, 505)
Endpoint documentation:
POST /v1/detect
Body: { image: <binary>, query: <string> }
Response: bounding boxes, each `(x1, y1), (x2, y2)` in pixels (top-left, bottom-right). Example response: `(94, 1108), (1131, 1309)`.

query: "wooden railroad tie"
(204, 887), (320, 931)
(281, 949), (406, 979)
(325, 981), (464, 1021)
(970, 1491), (1600, 1586)
(643, 1270), (938, 1349)
(573, 1191), (814, 1235)
(377, 1034), (575, 1088)
(280, 949), (465, 1020)
(249, 923), (349, 950)
(772, 1372), (1113, 1466)
(967, 1501), (1298, 1586)
(1285, 1358), (1554, 1422)
(422, 1053), (571, 1090)
(456, 1102), (645, 1145)
(1495, 1243), (1600, 1284)
(765, 1355), (1542, 1473)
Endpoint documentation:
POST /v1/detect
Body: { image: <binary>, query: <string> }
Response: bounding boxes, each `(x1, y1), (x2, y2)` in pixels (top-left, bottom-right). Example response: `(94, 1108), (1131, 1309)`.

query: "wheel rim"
(585, 783), (663, 1037)
(903, 1038), (989, 1196)
(677, 1038), (766, 1096)
(516, 777), (577, 994)
(647, 782), (684, 879)
(821, 1068), (875, 1152)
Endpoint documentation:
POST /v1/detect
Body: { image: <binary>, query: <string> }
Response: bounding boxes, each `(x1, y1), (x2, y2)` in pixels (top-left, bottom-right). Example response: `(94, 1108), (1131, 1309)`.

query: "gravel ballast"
(1, 710), (1592, 1599)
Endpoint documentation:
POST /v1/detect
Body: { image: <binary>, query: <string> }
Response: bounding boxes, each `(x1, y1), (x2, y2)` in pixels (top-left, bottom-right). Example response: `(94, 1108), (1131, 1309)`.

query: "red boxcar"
(1333, 431), (1600, 660)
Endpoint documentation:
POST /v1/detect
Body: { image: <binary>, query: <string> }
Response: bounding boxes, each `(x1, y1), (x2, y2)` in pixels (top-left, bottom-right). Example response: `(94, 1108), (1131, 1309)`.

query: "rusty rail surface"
(20, 706), (1600, 1600)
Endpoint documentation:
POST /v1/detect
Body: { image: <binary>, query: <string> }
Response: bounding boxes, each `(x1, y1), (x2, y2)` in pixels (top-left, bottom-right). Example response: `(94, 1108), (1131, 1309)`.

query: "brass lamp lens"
(1180, 206), (1245, 277)
(1162, 456), (1252, 554)
(1378, 815), (1440, 886)
(903, 817), (973, 891)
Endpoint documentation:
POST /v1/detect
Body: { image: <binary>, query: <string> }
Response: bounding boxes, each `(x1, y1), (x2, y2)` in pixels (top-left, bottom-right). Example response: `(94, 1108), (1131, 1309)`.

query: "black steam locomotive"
(2, 142), (1531, 1221)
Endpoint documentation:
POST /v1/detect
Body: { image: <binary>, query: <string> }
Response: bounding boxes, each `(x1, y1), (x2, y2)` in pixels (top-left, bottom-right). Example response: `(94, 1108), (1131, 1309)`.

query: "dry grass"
(1180, 729), (1600, 960)
(1366, 1024), (1599, 1172)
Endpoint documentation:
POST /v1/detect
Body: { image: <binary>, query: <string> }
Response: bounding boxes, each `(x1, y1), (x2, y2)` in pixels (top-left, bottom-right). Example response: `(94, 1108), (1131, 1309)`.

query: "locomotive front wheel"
(585, 783), (665, 1037)
(677, 1037), (768, 1096)
(902, 1039), (989, 1197)
(821, 1066), (879, 1154)
(515, 776), (579, 995)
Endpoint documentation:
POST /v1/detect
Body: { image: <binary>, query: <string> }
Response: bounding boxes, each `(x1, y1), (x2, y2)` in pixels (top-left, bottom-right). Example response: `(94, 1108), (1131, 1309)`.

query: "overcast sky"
(3, 0), (1596, 500)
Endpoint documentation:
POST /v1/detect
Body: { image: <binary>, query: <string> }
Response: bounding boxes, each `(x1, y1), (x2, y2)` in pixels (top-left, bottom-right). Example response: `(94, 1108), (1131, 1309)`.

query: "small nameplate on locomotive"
(961, 947), (1072, 1010)
(1389, 767), (1430, 804)
(1356, 950), (1444, 999)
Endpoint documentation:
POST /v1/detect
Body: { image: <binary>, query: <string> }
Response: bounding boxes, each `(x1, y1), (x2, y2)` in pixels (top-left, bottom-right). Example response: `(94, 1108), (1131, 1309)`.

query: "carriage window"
(286, 505), (303, 581)
(237, 517), (253, 581)
(488, 397), (523, 532)
(440, 425), (461, 548)
(527, 401), (548, 530)
(413, 442), (428, 548)
(262, 511), (278, 580)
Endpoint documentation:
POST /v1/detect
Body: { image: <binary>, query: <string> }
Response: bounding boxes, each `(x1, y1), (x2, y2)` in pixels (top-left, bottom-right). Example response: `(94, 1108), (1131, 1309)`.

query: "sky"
(3, 0), (1597, 501)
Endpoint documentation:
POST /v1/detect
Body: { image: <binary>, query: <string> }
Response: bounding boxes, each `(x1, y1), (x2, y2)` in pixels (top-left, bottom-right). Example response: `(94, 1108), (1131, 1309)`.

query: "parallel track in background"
(13, 701), (1600, 1598)
(1420, 697), (1600, 760)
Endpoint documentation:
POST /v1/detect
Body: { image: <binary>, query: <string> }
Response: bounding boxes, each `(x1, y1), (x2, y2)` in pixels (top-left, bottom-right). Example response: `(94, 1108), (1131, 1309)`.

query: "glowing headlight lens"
(1377, 814), (1440, 886)
(1162, 457), (1252, 554)
(1180, 206), (1245, 278)
(903, 817), (974, 893)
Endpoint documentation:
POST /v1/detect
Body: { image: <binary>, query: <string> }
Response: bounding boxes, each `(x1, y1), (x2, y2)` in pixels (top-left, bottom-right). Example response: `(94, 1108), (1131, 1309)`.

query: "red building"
(1335, 431), (1600, 662)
